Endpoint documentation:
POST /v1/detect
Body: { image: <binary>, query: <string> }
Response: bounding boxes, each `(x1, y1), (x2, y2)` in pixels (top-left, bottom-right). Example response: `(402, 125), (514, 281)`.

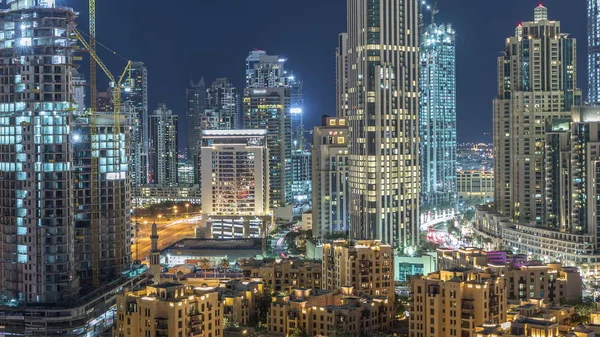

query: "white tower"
(150, 223), (161, 283)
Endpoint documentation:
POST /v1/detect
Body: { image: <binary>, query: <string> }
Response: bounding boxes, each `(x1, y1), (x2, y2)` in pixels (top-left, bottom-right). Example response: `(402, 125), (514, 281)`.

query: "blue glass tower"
(589, 0), (600, 104)
(419, 23), (457, 210)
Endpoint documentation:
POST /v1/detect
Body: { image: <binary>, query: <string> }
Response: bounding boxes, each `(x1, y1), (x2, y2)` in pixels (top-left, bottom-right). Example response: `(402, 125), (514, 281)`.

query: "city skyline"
(0, 0), (596, 335)
(79, 0), (586, 147)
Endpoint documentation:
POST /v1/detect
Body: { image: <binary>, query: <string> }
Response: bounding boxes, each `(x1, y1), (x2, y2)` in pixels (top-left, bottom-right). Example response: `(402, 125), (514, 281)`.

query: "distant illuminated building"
(244, 51), (292, 209)
(186, 78), (206, 160)
(419, 23), (457, 210)
(123, 61), (149, 186)
(206, 77), (240, 130)
(148, 104), (179, 186)
(177, 160), (195, 185)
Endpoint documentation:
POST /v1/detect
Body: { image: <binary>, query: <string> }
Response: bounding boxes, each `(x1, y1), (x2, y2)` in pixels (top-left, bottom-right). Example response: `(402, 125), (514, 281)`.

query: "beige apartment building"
(409, 269), (506, 337)
(490, 263), (582, 303)
(268, 287), (392, 337)
(322, 240), (395, 300)
(437, 248), (583, 303)
(218, 279), (264, 327)
(241, 258), (322, 293)
(114, 283), (222, 337)
(457, 170), (494, 202)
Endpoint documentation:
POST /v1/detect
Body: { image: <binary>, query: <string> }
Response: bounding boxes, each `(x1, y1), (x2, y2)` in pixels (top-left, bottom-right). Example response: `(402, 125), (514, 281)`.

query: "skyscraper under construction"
(0, 1), (142, 335)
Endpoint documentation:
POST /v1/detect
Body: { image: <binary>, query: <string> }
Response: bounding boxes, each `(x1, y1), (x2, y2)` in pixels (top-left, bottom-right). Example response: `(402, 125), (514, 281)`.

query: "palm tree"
(199, 258), (211, 278)
(220, 258), (230, 277)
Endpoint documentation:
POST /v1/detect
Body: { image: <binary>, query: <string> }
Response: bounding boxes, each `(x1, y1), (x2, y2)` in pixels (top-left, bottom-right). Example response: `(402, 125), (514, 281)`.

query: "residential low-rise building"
(241, 258), (322, 293)
(492, 262), (582, 303)
(436, 248), (583, 303)
(409, 268), (507, 337)
(268, 287), (392, 336)
(217, 279), (264, 327)
(114, 282), (222, 337)
(322, 240), (394, 300)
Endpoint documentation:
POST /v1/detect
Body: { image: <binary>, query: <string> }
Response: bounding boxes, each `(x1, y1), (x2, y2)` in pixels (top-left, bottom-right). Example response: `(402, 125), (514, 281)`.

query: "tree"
(199, 258), (211, 277)
(290, 328), (308, 337)
(329, 325), (354, 337)
(220, 258), (230, 275)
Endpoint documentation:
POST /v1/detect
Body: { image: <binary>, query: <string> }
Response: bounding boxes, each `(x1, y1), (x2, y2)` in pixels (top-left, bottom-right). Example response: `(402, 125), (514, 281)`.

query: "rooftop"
(202, 129), (267, 137)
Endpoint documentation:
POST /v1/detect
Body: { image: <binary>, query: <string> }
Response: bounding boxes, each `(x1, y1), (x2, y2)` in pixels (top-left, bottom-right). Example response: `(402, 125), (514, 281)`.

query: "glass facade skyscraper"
(419, 23), (457, 210)
(589, 0), (600, 104)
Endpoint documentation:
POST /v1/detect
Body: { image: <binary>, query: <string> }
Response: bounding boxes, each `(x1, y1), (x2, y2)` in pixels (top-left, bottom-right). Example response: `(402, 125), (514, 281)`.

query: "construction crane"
(71, 27), (131, 287)
(89, 0), (97, 113)
(419, 0), (440, 27)
(431, 0), (439, 24)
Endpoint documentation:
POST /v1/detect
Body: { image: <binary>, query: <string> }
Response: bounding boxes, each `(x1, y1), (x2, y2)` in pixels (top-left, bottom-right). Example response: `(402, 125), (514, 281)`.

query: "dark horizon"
(67, 0), (586, 147)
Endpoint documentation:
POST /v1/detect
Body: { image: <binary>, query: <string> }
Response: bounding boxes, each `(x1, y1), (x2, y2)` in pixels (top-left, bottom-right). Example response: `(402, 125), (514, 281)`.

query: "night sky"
(63, 0), (586, 146)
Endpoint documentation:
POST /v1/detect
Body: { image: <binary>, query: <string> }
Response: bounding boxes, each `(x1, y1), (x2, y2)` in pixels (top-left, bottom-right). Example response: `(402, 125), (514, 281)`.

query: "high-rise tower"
(124, 61), (149, 186)
(346, 0), (420, 251)
(419, 23), (457, 210)
(493, 5), (580, 224)
(589, 0), (600, 104)
(206, 77), (240, 130)
(244, 51), (292, 209)
(0, 0), (80, 303)
(186, 78), (206, 160)
(149, 104), (179, 186)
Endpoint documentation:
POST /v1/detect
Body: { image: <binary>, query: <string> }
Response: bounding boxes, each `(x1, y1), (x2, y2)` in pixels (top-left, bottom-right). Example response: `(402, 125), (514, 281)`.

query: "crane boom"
(431, 0), (439, 24)
(71, 27), (131, 286)
(89, 0), (97, 111)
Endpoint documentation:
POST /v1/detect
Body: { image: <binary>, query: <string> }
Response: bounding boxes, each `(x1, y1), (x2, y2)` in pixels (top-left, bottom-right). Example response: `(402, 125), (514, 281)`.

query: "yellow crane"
(71, 27), (131, 287)
(89, 0), (97, 113)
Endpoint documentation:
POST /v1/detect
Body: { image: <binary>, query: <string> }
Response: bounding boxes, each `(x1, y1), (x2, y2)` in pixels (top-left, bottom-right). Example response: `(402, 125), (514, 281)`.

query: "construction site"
(0, 0), (147, 335)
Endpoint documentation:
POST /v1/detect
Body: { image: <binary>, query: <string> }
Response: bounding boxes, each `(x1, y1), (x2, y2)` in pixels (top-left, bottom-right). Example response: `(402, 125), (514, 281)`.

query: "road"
(132, 215), (201, 261)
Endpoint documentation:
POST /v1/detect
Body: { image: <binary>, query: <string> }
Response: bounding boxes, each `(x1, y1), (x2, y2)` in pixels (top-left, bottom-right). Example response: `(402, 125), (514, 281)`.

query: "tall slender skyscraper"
(124, 61), (149, 186)
(149, 104), (179, 186)
(493, 5), (580, 224)
(419, 23), (457, 210)
(589, 0), (600, 104)
(346, 0), (420, 251)
(186, 78), (206, 160)
(244, 51), (292, 209)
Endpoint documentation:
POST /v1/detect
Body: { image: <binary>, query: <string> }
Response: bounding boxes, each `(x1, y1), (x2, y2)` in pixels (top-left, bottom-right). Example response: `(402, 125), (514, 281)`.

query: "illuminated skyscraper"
(0, 0), (80, 304)
(206, 77), (240, 130)
(589, 0), (600, 104)
(244, 51), (292, 209)
(0, 1), (143, 335)
(186, 78), (206, 160)
(149, 104), (179, 186)
(244, 87), (291, 209)
(346, 0), (420, 251)
(123, 61), (148, 186)
(419, 23), (457, 210)
(493, 5), (580, 223)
